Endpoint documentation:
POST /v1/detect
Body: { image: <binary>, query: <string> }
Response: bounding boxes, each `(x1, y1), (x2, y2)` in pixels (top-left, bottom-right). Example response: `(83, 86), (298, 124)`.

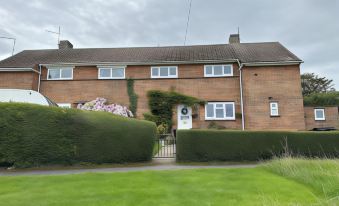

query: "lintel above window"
(151, 66), (178, 78)
(204, 65), (233, 77)
(98, 66), (125, 79)
(47, 67), (73, 80)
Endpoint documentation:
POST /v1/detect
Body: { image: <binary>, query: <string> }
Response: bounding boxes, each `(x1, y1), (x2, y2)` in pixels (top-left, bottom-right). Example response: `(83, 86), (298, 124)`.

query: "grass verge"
(263, 157), (339, 204)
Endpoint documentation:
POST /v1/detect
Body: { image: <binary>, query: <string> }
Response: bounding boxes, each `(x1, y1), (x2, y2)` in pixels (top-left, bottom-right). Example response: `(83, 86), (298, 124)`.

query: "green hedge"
(0, 103), (156, 167)
(176, 130), (339, 162)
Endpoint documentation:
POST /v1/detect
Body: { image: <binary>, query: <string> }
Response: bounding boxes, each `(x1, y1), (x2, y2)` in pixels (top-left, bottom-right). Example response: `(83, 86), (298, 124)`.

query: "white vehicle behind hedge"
(0, 89), (57, 106)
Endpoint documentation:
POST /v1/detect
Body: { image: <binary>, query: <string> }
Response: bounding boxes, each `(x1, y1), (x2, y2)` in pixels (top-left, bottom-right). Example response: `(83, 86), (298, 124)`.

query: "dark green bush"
(304, 91), (339, 106)
(146, 90), (204, 129)
(0, 103), (156, 167)
(176, 130), (339, 162)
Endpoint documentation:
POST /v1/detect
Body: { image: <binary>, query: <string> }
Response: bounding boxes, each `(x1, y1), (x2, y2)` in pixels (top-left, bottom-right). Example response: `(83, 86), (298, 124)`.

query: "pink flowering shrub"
(77, 98), (134, 118)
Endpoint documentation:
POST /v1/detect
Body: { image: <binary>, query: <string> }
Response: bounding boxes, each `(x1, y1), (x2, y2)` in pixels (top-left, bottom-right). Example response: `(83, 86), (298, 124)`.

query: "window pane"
(271, 103), (278, 108)
(214, 65), (223, 75)
(206, 104), (214, 118)
(61, 68), (72, 78)
(316, 110), (324, 119)
(112, 68), (124, 77)
(216, 103), (224, 108)
(160, 67), (168, 76)
(271, 109), (278, 116)
(169, 67), (176, 76)
(152, 68), (159, 76)
(215, 108), (224, 118)
(225, 104), (234, 118)
(48, 69), (60, 79)
(223, 65), (232, 74)
(205, 66), (212, 75)
(100, 68), (111, 78)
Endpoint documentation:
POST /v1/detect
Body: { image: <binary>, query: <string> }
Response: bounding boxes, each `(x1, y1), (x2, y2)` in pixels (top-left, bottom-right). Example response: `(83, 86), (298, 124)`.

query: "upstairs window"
(204, 65), (233, 77)
(270, 102), (279, 116)
(98, 67), (125, 79)
(151, 66), (177, 78)
(205, 102), (235, 120)
(314, 108), (325, 120)
(47, 67), (73, 80)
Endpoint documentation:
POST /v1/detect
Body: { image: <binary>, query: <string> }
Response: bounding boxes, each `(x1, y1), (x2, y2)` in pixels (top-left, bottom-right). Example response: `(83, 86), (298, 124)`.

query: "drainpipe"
(38, 64), (42, 92)
(236, 60), (245, 131)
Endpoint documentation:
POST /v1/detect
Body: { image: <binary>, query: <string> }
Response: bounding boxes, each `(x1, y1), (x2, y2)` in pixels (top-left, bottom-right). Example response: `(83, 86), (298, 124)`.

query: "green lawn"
(0, 159), (337, 206)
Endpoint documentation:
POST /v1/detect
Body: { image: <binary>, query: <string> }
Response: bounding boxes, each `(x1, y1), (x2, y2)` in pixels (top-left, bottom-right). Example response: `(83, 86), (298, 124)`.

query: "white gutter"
(0, 67), (40, 73)
(236, 59), (245, 131)
(243, 61), (303, 66)
(41, 59), (240, 67)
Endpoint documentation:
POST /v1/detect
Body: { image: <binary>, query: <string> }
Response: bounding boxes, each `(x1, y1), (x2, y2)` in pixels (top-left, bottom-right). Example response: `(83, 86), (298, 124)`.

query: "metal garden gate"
(153, 134), (176, 158)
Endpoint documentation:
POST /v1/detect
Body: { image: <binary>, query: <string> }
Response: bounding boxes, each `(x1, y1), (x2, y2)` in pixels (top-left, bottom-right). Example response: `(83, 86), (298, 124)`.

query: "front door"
(177, 105), (192, 129)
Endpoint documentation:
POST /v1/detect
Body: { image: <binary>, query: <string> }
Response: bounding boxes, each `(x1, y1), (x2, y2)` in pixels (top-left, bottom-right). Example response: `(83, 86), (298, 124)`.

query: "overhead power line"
(184, 0), (193, 45)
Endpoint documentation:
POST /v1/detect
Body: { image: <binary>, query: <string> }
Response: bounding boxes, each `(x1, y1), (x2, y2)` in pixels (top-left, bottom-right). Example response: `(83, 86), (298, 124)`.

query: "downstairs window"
(205, 102), (235, 120)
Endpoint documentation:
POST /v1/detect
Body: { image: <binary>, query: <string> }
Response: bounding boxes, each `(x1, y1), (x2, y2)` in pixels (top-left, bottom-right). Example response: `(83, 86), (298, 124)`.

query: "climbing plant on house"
(127, 79), (138, 116)
(144, 90), (204, 130)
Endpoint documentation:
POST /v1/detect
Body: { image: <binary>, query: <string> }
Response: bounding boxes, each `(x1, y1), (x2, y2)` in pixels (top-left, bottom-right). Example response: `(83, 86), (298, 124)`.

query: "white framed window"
(204, 65), (233, 77)
(314, 108), (325, 121)
(151, 66), (178, 78)
(98, 67), (125, 79)
(205, 102), (235, 120)
(270, 102), (279, 116)
(57, 103), (72, 108)
(47, 67), (73, 80)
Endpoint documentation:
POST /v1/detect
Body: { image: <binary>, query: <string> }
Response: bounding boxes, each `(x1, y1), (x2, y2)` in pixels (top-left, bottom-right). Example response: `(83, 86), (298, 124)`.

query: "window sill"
(47, 79), (73, 81)
(204, 75), (233, 78)
(270, 115), (280, 118)
(98, 77), (125, 80)
(151, 77), (178, 79)
(315, 119), (326, 121)
(205, 119), (236, 121)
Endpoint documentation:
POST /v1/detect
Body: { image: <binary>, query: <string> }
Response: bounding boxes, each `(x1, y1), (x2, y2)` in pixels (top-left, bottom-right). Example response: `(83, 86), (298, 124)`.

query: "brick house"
(0, 34), (337, 130)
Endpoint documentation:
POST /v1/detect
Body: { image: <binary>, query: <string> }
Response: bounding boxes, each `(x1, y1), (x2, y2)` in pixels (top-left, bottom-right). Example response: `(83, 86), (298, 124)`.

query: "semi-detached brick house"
(0, 34), (336, 131)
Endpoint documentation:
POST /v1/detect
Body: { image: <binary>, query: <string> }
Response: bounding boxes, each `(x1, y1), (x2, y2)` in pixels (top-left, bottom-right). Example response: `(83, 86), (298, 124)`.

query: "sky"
(0, 0), (338, 89)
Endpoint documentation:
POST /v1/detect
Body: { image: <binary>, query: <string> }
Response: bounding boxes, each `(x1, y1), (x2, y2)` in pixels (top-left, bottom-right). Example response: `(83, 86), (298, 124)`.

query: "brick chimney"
(229, 34), (240, 44)
(58, 40), (73, 49)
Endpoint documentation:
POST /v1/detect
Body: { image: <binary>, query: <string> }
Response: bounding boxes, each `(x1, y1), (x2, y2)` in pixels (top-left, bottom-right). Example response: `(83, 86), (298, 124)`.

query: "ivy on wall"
(144, 90), (204, 130)
(127, 79), (138, 117)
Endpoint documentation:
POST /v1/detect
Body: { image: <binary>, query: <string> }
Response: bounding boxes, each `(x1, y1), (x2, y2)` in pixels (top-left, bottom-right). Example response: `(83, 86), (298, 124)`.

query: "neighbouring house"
(0, 34), (337, 131)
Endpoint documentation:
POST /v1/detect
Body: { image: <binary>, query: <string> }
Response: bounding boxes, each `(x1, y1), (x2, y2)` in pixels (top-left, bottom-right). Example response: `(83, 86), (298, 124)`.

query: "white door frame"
(177, 104), (192, 129)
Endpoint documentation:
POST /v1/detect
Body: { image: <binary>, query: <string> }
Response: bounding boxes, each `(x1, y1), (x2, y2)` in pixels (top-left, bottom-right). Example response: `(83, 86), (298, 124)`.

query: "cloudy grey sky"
(0, 0), (338, 89)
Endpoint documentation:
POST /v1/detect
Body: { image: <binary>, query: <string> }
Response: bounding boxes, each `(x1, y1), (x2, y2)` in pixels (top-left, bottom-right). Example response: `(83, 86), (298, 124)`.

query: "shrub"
(303, 91), (339, 106)
(146, 90), (204, 130)
(0, 103), (156, 167)
(77, 97), (133, 117)
(176, 130), (339, 162)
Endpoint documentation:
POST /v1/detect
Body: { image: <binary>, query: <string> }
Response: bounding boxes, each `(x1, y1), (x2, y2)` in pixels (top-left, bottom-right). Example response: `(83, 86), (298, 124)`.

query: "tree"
(301, 73), (335, 96)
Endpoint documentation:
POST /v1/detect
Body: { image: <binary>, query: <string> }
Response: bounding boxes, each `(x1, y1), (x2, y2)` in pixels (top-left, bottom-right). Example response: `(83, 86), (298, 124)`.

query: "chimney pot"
(229, 34), (240, 44)
(58, 40), (73, 49)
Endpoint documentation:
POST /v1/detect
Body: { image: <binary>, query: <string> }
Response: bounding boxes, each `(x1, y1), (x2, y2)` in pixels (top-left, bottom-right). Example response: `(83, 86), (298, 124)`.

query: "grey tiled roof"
(0, 42), (301, 68)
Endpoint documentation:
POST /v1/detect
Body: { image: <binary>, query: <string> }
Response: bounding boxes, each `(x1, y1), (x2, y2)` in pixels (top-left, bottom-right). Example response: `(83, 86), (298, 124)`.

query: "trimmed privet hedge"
(176, 130), (339, 162)
(0, 103), (156, 167)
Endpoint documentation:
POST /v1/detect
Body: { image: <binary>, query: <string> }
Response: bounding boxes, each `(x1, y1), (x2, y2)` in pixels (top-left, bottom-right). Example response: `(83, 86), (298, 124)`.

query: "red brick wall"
(40, 63), (242, 129)
(242, 65), (305, 130)
(1, 63), (306, 131)
(304, 106), (339, 130)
